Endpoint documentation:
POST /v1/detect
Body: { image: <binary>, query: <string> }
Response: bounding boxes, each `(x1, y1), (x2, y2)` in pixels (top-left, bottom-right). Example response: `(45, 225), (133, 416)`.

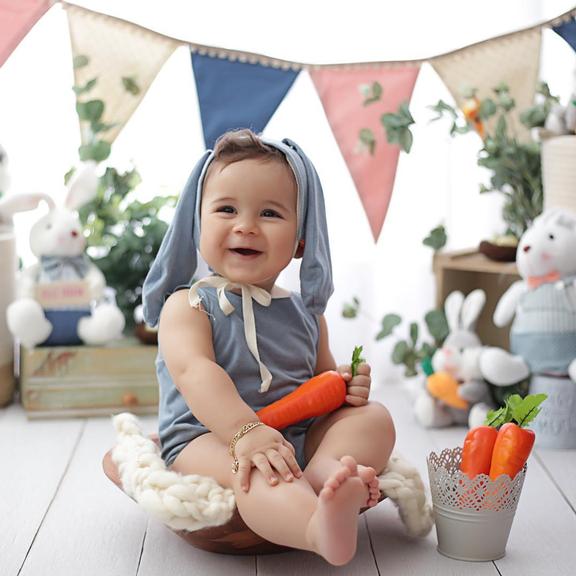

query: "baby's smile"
(229, 247), (263, 258)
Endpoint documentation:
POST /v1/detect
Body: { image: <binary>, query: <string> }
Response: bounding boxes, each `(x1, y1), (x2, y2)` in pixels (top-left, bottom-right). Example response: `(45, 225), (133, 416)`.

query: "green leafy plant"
(78, 173), (175, 328)
(358, 81), (565, 239)
(71, 56), (175, 329)
(423, 224), (447, 251)
(342, 298), (449, 377)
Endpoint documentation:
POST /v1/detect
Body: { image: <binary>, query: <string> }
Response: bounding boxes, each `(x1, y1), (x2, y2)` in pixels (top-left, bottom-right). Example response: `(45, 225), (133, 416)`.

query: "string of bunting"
(1, 0), (575, 241)
(61, 1), (576, 70)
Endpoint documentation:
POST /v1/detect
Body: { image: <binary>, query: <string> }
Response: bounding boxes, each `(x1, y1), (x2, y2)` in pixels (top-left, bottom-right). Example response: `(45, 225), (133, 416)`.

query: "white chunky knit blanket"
(112, 413), (434, 537)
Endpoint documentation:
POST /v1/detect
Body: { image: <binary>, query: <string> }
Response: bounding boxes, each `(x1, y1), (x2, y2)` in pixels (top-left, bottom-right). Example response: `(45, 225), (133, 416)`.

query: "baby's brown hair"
(205, 129), (293, 181)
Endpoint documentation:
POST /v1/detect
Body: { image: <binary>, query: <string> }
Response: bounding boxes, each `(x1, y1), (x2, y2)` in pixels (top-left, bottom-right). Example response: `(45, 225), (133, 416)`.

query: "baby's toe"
(320, 485), (335, 500)
(340, 455), (358, 476)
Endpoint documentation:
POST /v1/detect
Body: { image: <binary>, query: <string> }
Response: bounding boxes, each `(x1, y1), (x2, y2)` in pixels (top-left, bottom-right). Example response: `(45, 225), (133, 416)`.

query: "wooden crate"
(433, 249), (520, 350)
(20, 340), (159, 419)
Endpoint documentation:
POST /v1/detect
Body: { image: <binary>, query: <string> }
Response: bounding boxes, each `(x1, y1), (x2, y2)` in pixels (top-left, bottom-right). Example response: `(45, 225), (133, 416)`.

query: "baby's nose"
(234, 218), (258, 234)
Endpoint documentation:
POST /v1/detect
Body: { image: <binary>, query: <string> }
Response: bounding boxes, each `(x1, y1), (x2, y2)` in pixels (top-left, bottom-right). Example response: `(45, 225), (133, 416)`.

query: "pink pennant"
(0, 0), (51, 68)
(310, 66), (420, 241)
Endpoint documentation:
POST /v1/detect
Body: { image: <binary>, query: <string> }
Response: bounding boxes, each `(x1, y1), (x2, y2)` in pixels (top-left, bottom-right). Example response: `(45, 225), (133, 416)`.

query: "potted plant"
(342, 297), (449, 378)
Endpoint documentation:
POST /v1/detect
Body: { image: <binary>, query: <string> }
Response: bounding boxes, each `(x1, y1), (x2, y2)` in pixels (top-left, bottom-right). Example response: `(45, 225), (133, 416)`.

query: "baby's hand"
(338, 363), (371, 407)
(234, 424), (302, 492)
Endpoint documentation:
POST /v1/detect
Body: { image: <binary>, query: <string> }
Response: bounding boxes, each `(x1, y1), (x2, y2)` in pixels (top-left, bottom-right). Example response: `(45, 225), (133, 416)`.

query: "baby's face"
(199, 158), (298, 291)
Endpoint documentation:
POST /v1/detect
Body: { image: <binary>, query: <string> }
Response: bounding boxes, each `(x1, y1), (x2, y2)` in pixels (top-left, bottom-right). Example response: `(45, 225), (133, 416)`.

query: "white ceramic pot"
(0, 229), (16, 406)
(542, 135), (576, 213)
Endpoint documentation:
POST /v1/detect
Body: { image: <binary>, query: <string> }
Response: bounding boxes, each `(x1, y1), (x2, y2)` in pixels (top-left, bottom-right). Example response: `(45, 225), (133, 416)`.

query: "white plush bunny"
(2, 163), (125, 348)
(493, 208), (576, 382)
(414, 289), (491, 428)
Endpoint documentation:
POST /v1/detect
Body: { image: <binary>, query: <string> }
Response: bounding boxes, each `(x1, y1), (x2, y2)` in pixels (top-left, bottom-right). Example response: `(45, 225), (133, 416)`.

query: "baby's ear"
(294, 239), (305, 259)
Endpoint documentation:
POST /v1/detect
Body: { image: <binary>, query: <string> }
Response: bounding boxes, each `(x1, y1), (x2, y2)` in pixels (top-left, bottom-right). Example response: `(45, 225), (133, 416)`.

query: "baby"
(142, 129), (395, 565)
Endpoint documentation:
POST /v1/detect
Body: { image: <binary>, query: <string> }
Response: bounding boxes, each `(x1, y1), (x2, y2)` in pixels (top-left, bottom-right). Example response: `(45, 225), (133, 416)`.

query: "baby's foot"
(306, 456), (367, 566)
(358, 465), (381, 508)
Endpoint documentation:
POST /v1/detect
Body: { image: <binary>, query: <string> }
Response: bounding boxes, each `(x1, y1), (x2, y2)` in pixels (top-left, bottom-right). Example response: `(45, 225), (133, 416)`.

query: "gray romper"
(157, 286), (320, 467)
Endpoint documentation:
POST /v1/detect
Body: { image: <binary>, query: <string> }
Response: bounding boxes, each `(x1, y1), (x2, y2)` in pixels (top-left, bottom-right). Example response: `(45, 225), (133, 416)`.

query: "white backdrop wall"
(0, 0), (575, 386)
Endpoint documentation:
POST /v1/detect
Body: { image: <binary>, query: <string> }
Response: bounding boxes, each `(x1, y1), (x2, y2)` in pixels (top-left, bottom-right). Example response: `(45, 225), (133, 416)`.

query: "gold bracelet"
(229, 421), (263, 474)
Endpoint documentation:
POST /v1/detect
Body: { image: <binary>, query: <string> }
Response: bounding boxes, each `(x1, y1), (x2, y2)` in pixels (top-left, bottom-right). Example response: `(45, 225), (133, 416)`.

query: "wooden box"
(20, 340), (159, 419)
(433, 249), (520, 350)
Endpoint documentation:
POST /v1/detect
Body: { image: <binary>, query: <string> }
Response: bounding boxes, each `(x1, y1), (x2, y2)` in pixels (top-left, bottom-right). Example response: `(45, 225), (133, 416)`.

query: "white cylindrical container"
(529, 374), (576, 449)
(0, 229), (16, 406)
(542, 135), (576, 213)
(427, 447), (526, 562)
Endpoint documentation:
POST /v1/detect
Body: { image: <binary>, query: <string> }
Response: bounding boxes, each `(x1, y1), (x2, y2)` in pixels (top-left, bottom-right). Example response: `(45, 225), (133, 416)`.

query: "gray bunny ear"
(282, 138), (333, 314)
(142, 150), (212, 327)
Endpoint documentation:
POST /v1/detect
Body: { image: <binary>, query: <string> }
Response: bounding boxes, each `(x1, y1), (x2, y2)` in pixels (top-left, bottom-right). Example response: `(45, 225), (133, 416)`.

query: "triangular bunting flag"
(553, 17), (576, 52)
(0, 0), (51, 68)
(431, 29), (542, 141)
(66, 5), (179, 144)
(192, 52), (299, 149)
(310, 66), (420, 242)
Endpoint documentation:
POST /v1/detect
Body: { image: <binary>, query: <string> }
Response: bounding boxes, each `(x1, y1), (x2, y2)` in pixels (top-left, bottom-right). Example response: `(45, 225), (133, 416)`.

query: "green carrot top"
(484, 393), (548, 428)
(351, 345), (365, 377)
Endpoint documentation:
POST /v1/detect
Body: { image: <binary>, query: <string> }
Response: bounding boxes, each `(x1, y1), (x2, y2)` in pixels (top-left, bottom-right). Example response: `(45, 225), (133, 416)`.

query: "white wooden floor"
(2, 381), (576, 576)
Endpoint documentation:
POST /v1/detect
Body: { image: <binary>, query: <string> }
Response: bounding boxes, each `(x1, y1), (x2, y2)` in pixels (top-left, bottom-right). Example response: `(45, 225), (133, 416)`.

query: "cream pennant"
(431, 29), (542, 142)
(65, 5), (180, 144)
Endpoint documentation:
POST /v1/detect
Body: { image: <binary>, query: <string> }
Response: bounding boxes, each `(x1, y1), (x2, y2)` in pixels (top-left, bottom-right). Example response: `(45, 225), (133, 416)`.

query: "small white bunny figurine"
(3, 163), (125, 348)
(414, 289), (491, 428)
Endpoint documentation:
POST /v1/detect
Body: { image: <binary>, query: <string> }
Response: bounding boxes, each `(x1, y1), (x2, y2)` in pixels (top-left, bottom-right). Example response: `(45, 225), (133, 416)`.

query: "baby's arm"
(315, 315), (371, 407)
(159, 290), (301, 491)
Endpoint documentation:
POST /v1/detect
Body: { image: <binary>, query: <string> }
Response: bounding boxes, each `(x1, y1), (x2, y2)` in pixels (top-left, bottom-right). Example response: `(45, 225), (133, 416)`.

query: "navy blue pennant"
(553, 17), (576, 52)
(192, 52), (299, 148)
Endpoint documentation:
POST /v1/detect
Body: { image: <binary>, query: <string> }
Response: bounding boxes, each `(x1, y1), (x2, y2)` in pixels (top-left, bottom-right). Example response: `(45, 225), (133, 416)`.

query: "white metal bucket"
(427, 447), (526, 561)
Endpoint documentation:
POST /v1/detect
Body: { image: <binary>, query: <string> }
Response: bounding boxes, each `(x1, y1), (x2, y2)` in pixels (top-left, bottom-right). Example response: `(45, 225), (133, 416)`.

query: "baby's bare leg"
(171, 432), (370, 564)
(304, 402), (395, 497)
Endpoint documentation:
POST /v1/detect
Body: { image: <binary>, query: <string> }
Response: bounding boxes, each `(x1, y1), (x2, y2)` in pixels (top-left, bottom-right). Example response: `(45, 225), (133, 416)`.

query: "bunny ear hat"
(142, 137), (333, 328)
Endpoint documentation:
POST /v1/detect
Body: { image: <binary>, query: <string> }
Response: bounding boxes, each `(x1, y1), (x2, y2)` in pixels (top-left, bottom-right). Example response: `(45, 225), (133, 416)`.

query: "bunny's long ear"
(0, 193), (55, 223)
(142, 150), (213, 327)
(444, 291), (464, 332)
(65, 161), (99, 210)
(263, 137), (333, 314)
(460, 289), (486, 331)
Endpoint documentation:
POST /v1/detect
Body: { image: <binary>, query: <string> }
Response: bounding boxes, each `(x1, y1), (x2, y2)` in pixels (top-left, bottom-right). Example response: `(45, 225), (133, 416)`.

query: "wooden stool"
(102, 446), (384, 555)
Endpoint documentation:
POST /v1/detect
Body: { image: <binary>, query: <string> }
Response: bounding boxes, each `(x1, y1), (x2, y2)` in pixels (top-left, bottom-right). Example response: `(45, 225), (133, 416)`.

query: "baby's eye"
(261, 209), (281, 218)
(216, 205), (235, 214)
(548, 233), (555, 240)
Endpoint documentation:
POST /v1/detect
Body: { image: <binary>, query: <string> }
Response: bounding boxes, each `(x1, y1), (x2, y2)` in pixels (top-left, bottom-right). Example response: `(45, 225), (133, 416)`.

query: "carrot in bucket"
(458, 393), (547, 480)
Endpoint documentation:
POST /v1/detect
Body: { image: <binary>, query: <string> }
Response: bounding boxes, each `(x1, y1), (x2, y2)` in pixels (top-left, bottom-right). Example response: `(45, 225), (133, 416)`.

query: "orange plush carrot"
(257, 370), (346, 430)
(489, 423), (535, 480)
(257, 346), (364, 430)
(486, 393), (547, 480)
(458, 393), (547, 481)
(426, 371), (469, 410)
(460, 426), (498, 478)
